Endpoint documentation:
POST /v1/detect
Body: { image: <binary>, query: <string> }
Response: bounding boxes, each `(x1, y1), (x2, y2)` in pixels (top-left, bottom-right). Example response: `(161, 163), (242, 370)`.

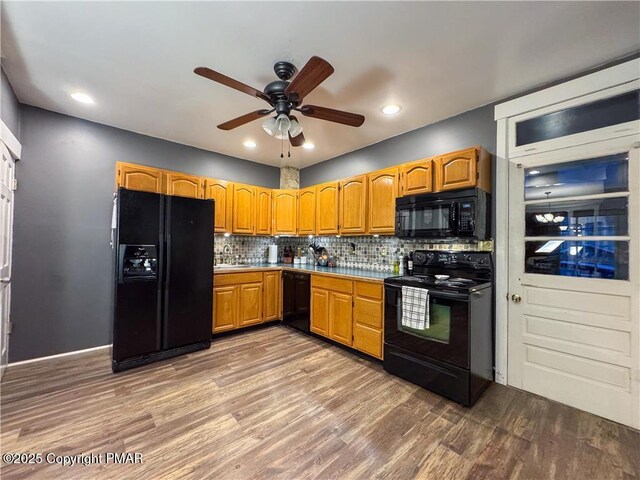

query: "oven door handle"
(386, 285), (470, 302)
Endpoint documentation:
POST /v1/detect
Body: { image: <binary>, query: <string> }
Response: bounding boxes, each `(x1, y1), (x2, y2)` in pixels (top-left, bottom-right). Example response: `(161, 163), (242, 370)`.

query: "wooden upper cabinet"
(232, 183), (255, 234)
(255, 188), (272, 236)
(205, 179), (233, 234)
(400, 158), (433, 196)
(367, 167), (398, 234)
(434, 147), (479, 192)
(316, 182), (340, 235)
(116, 162), (164, 193)
(263, 271), (281, 321)
(272, 189), (298, 235)
(165, 172), (204, 199)
(297, 187), (316, 235)
(340, 175), (367, 234)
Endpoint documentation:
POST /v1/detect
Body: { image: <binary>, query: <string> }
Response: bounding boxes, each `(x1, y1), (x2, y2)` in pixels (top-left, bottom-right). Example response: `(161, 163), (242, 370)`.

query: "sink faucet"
(222, 244), (233, 265)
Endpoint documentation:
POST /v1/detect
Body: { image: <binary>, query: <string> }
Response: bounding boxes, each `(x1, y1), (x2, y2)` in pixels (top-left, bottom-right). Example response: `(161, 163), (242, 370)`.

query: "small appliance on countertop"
(383, 250), (494, 406)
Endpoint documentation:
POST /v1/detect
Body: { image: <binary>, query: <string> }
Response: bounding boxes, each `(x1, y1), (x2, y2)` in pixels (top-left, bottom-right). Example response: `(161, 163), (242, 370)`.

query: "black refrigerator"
(112, 188), (214, 372)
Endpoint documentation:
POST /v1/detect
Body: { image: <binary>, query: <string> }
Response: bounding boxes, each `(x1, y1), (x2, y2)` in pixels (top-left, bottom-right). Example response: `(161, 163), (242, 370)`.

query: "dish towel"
(401, 286), (430, 330)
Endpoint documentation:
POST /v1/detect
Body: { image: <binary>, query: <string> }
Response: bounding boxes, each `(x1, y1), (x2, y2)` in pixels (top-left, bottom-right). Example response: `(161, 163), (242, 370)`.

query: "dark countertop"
(215, 262), (396, 282)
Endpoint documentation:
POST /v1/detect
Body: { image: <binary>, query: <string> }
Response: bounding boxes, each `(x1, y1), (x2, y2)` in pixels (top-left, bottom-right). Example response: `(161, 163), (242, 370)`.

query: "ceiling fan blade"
(289, 131), (305, 147)
(300, 105), (365, 127)
(285, 56), (334, 101)
(195, 67), (271, 103)
(217, 109), (272, 131)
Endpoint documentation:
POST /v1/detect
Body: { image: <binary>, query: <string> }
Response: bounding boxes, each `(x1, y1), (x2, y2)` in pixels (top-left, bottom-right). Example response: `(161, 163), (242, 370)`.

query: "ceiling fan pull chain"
(280, 136), (284, 158)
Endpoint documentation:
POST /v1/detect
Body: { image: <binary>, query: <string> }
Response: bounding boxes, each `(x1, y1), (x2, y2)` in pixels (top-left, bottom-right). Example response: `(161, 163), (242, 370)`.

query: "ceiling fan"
(194, 56), (365, 149)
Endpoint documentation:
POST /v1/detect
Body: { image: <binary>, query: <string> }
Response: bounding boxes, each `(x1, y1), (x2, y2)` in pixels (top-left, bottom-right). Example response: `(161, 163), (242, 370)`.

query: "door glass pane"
(525, 197), (628, 236)
(399, 303), (451, 344)
(516, 90), (640, 146)
(524, 153), (628, 200)
(525, 240), (629, 280)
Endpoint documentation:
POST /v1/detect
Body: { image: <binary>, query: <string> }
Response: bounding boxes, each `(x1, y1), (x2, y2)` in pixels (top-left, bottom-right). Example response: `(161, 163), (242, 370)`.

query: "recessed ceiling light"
(302, 142), (315, 150)
(528, 170), (540, 175)
(381, 104), (401, 115)
(243, 140), (257, 149)
(70, 92), (94, 104)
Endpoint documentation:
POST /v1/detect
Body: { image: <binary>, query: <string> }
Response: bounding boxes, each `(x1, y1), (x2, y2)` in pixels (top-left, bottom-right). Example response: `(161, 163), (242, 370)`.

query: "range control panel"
(413, 250), (491, 269)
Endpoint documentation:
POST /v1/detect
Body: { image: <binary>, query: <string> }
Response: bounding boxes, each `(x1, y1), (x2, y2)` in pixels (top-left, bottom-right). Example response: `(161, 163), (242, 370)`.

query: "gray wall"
(10, 105), (279, 361)
(1, 67), (21, 139)
(300, 104), (495, 186)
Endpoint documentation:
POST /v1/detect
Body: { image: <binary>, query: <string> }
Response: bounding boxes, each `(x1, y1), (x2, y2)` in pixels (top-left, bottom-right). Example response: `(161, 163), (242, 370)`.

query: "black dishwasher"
(282, 271), (310, 334)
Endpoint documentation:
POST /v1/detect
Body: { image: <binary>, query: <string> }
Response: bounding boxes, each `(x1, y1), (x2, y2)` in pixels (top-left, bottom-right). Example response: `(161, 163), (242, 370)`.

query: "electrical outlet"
(381, 248), (387, 257)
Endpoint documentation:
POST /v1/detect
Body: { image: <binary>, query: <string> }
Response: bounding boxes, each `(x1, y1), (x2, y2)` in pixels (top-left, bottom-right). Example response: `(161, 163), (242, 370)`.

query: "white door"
(0, 143), (15, 378)
(508, 141), (639, 429)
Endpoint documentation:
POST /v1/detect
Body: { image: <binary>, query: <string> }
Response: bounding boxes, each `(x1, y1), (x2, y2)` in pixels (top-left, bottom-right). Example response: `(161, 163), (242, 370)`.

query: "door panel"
(316, 182), (339, 235)
(164, 196), (214, 349)
(311, 287), (329, 336)
(165, 172), (204, 199)
(0, 145), (15, 374)
(213, 286), (238, 333)
(368, 168), (398, 234)
(205, 179), (233, 233)
(340, 175), (367, 234)
(239, 283), (263, 326)
(434, 148), (477, 191)
(401, 158), (433, 196)
(263, 271), (280, 321)
(272, 189), (297, 235)
(255, 188), (272, 235)
(329, 291), (353, 346)
(298, 187), (316, 235)
(507, 146), (639, 429)
(232, 184), (255, 234)
(117, 162), (164, 193)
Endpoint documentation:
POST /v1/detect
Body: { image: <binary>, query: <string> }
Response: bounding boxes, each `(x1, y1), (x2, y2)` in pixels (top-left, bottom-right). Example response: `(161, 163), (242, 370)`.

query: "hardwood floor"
(1, 326), (638, 479)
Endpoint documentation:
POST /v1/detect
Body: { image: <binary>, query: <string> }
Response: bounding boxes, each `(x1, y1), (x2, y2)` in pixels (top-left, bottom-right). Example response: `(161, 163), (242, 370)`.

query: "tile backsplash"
(215, 234), (493, 269)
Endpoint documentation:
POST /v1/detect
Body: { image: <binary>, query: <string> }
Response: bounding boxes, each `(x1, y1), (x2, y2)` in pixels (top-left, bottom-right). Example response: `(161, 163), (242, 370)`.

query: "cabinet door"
(255, 188), (272, 236)
(116, 162), (164, 193)
(353, 324), (383, 359)
(272, 189), (298, 235)
(239, 282), (263, 326)
(400, 158), (433, 196)
(297, 187), (316, 235)
(212, 285), (238, 333)
(310, 287), (329, 337)
(340, 175), (367, 234)
(353, 282), (383, 359)
(205, 179), (233, 233)
(434, 147), (478, 192)
(367, 167), (398, 234)
(232, 183), (255, 234)
(263, 271), (281, 321)
(329, 291), (353, 346)
(165, 172), (204, 199)
(316, 182), (339, 235)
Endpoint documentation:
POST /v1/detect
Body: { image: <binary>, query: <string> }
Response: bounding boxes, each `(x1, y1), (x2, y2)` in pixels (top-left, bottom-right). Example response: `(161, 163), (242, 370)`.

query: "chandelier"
(535, 192), (565, 224)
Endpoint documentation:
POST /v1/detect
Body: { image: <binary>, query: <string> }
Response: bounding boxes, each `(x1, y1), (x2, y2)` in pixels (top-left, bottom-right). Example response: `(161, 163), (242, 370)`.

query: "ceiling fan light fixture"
(289, 118), (303, 138)
(274, 113), (291, 139)
(262, 117), (277, 136)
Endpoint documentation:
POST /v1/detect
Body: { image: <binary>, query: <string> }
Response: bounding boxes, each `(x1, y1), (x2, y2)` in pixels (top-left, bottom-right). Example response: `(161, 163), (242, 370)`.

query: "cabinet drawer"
(353, 324), (383, 359)
(354, 281), (383, 300)
(311, 275), (353, 294)
(354, 296), (382, 329)
(215, 272), (263, 286)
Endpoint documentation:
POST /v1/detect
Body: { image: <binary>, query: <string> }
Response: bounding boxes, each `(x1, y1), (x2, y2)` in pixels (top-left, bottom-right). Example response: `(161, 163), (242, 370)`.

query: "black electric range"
(383, 250), (494, 406)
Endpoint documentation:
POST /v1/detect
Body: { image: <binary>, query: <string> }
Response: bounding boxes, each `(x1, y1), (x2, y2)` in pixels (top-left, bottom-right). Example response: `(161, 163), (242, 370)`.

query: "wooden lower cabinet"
(212, 270), (281, 333)
(310, 275), (383, 358)
(310, 287), (330, 337)
(263, 271), (281, 321)
(212, 285), (239, 333)
(329, 292), (353, 346)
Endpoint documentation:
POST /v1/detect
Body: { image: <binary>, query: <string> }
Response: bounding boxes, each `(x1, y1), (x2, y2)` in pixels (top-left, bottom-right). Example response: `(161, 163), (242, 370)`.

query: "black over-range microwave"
(395, 188), (490, 240)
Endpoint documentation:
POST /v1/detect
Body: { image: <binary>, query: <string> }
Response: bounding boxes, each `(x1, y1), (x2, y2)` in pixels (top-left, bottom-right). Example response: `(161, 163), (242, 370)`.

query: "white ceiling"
(2, 2), (639, 169)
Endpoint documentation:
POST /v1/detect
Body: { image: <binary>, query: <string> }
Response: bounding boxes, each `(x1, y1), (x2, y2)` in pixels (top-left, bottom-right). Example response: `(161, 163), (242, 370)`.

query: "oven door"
(384, 284), (469, 368)
(395, 200), (458, 238)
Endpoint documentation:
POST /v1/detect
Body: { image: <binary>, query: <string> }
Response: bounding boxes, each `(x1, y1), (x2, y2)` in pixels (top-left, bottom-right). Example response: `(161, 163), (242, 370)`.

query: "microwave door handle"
(449, 202), (457, 235)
